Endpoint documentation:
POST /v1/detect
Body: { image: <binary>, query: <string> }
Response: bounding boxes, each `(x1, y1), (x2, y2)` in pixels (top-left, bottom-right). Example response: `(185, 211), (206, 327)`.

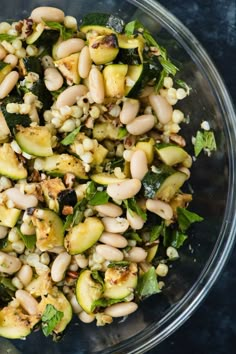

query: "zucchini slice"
(91, 173), (127, 185)
(0, 111), (10, 143)
(80, 13), (124, 34)
(0, 205), (21, 228)
(38, 290), (72, 334)
(41, 178), (66, 213)
(155, 144), (189, 166)
(117, 34), (145, 64)
(103, 64), (128, 97)
(0, 61), (12, 84)
(76, 270), (103, 313)
(135, 139), (155, 164)
(104, 263), (138, 299)
(1, 96), (31, 134)
(142, 166), (188, 202)
(26, 23), (45, 45)
(34, 154), (87, 179)
(0, 143), (27, 180)
(15, 126), (53, 157)
(93, 122), (120, 141)
(54, 53), (80, 85)
(89, 34), (119, 65)
(65, 217), (104, 255)
(19, 57), (43, 77)
(125, 64), (144, 97)
(31, 208), (64, 252)
(0, 306), (40, 339)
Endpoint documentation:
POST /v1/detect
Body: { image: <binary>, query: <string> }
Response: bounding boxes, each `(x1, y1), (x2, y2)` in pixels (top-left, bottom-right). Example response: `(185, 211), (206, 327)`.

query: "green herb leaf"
(0, 236), (8, 249)
(124, 20), (144, 36)
(63, 199), (87, 230)
(0, 34), (17, 42)
(18, 228), (36, 250)
(89, 191), (109, 206)
(124, 198), (147, 221)
(91, 297), (123, 312)
(0, 277), (16, 306)
(175, 79), (191, 93)
(158, 57), (178, 76)
(44, 21), (75, 40)
(108, 261), (130, 268)
(124, 230), (142, 242)
(42, 304), (64, 337)
(170, 230), (188, 249)
(118, 127), (128, 139)
(194, 130), (217, 157)
(136, 267), (160, 298)
(61, 126), (81, 146)
(91, 271), (104, 288)
(177, 207), (204, 232)
(150, 224), (163, 242)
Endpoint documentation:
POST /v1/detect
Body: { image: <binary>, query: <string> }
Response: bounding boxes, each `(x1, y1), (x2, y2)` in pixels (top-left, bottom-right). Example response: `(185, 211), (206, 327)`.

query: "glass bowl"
(0, 0), (235, 353)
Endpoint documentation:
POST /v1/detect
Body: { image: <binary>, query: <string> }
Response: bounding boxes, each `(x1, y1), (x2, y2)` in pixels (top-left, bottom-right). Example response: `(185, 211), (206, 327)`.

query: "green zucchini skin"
(80, 13), (125, 33)
(19, 57), (43, 77)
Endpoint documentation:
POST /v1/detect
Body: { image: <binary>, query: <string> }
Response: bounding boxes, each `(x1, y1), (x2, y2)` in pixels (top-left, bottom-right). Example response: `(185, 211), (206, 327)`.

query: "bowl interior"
(0, 0), (235, 353)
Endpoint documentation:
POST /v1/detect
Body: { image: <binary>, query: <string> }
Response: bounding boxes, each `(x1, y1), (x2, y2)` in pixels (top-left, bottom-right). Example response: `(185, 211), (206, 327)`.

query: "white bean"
(107, 178), (141, 200)
(146, 199), (173, 220)
(4, 54), (18, 68)
(55, 38), (85, 59)
(102, 217), (129, 233)
(15, 289), (38, 315)
(125, 247), (147, 262)
(99, 232), (128, 248)
(20, 222), (36, 236)
(104, 302), (138, 317)
(79, 311), (95, 323)
(126, 114), (155, 135)
(0, 225), (8, 239)
(41, 55), (55, 69)
(74, 254), (88, 269)
(78, 46), (92, 79)
(69, 294), (83, 314)
(149, 94), (173, 124)
(31, 7), (65, 23)
(44, 67), (64, 91)
(120, 99), (140, 124)
(94, 203), (123, 217)
(4, 188), (38, 210)
(17, 264), (33, 286)
(126, 210), (145, 230)
(51, 252), (71, 282)
(96, 244), (124, 261)
(56, 84), (88, 108)
(0, 44), (7, 60)
(0, 251), (21, 274)
(130, 150), (148, 180)
(0, 71), (19, 99)
(89, 67), (105, 104)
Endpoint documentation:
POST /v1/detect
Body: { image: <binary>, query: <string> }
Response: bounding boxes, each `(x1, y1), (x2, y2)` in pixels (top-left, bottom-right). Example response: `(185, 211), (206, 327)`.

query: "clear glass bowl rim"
(100, 0), (236, 353)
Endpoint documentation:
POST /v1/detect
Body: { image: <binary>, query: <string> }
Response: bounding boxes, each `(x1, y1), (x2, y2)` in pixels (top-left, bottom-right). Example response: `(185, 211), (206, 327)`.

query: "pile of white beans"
(0, 6), (192, 333)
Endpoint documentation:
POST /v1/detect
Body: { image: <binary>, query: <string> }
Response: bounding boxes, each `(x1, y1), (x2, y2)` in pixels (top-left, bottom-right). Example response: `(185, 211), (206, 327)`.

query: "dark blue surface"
(149, 1), (236, 353)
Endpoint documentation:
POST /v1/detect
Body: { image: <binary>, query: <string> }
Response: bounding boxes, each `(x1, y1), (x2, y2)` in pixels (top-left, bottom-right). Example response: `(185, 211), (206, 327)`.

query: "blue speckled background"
(149, 0), (236, 353)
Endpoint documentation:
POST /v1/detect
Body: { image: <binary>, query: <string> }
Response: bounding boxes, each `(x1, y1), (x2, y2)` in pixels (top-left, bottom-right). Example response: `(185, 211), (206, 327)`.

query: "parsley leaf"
(61, 126), (81, 146)
(124, 230), (142, 242)
(150, 224), (163, 242)
(0, 34), (17, 41)
(136, 267), (160, 298)
(18, 228), (36, 250)
(170, 230), (188, 248)
(194, 130), (217, 157)
(86, 181), (109, 206)
(124, 198), (147, 221)
(177, 207), (204, 232)
(91, 297), (123, 312)
(41, 304), (64, 337)
(44, 21), (75, 40)
(63, 199), (87, 230)
(118, 127), (128, 139)
(107, 261), (130, 268)
(91, 271), (104, 288)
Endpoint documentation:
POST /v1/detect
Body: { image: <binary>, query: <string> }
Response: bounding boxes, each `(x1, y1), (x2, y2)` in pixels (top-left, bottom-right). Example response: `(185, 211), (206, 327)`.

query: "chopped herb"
(175, 79), (191, 93)
(177, 207), (204, 232)
(0, 34), (17, 42)
(91, 270), (104, 288)
(124, 198), (147, 221)
(125, 230), (142, 242)
(118, 127), (128, 139)
(44, 21), (75, 40)
(91, 297), (123, 312)
(86, 181), (109, 205)
(158, 57), (178, 76)
(63, 199), (87, 230)
(108, 261), (130, 268)
(136, 266), (160, 298)
(150, 224), (163, 242)
(0, 277), (16, 306)
(170, 230), (188, 249)
(42, 304), (64, 337)
(0, 236), (8, 250)
(194, 130), (217, 157)
(18, 228), (36, 250)
(61, 126), (81, 146)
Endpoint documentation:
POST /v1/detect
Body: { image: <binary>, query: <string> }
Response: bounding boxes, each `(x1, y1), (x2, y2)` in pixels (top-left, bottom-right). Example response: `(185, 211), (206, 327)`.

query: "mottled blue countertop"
(149, 0), (236, 353)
